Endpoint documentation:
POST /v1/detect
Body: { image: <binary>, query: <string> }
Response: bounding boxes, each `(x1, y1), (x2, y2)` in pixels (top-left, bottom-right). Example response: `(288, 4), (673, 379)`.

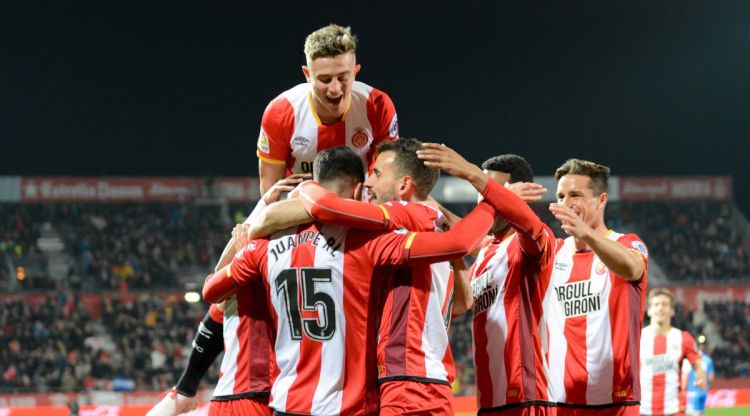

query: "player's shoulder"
(352, 81), (392, 104)
(613, 231), (649, 258)
(265, 84), (307, 113)
(383, 200), (440, 230)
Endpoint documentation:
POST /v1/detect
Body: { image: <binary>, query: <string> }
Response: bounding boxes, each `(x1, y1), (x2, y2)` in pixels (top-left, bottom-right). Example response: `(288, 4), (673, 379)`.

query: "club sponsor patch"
(257, 129), (270, 154)
(389, 114), (399, 138)
(631, 240), (648, 257)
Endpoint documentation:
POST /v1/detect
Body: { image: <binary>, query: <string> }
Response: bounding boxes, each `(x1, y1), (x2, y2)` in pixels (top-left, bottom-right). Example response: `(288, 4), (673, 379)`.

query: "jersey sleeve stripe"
(378, 205), (391, 229)
(256, 152), (287, 165)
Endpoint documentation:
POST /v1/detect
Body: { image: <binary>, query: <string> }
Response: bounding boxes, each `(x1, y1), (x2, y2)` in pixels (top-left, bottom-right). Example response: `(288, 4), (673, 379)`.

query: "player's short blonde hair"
(554, 158), (610, 196)
(648, 288), (676, 308)
(304, 24), (357, 63)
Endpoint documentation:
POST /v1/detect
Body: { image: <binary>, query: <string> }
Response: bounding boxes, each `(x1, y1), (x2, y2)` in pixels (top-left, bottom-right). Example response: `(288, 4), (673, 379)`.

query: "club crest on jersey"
(631, 240), (648, 257)
(351, 128), (370, 148)
(595, 261), (607, 275)
(258, 130), (270, 154)
(388, 114), (399, 138)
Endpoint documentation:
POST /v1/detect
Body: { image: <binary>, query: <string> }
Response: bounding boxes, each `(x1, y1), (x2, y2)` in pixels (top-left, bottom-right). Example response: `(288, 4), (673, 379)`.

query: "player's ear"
(302, 66), (312, 83)
(354, 64), (361, 75)
(598, 191), (608, 210)
(353, 182), (363, 201)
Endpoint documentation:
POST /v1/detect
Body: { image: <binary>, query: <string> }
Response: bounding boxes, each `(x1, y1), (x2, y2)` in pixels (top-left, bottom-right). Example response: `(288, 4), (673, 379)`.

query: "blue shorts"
(685, 391), (707, 413)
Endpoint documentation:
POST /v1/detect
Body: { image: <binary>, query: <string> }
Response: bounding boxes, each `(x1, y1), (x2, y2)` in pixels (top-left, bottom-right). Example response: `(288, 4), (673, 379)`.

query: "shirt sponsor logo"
(555, 280), (603, 318)
(645, 354), (673, 374)
(351, 128), (370, 148)
(471, 273), (498, 315)
(389, 114), (399, 138)
(258, 129), (270, 154)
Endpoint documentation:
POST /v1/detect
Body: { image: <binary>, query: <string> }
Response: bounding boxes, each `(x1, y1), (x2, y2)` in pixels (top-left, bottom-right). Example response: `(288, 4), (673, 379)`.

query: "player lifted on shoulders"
(257, 24), (398, 193)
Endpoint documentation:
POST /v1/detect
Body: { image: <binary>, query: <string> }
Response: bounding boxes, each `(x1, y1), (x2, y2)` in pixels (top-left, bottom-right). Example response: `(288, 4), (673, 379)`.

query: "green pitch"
(706, 407), (750, 416)
(457, 408), (750, 416)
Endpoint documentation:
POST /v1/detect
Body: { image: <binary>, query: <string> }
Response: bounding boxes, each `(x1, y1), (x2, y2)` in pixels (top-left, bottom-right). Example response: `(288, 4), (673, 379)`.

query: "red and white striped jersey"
(211, 282), (275, 401)
(639, 327), (700, 415)
(376, 202), (455, 385)
(545, 231), (649, 407)
(297, 183), (457, 385)
(211, 203), (493, 416)
(470, 223), (557, 411)
(256, 81), (398, 175)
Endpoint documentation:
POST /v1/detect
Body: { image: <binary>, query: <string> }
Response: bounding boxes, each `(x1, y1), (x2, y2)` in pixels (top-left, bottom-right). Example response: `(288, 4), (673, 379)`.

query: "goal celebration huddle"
(147, 24), (708, 416)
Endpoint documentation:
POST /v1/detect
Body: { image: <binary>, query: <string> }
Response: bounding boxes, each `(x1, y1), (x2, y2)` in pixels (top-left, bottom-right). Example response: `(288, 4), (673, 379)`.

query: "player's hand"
(146, 388), (199, 416)
(262, 173), (311, 205)
(549, 203), (594, 240)
(694, 366), (708, 391)
(417, 142), (482, 179)
(506, 182), (547, 202)
(231, 224), (250, 252)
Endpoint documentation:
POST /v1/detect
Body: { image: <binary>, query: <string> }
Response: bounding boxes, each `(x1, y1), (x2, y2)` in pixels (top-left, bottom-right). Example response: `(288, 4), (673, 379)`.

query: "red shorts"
(209, 397), (272, 416)
(480, 404), (558, 416)
(379, 380), (453, 416)
(556, 404), (639, 416)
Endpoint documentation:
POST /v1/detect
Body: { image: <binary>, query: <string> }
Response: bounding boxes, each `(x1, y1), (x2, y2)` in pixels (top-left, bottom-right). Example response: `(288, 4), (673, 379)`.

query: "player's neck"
(650, 321), (672, 335)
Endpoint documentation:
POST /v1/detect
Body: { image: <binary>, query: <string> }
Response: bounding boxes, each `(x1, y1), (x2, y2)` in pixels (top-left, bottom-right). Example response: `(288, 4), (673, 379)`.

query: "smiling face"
(647, 294), (675, 326)
(364, 150), (401, 204)
(556, 174), (607, 231)
(303, 52), (360, 124)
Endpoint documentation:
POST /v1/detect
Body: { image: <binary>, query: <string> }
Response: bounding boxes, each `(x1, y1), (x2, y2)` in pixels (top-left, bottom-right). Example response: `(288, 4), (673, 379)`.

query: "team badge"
(595, 261), (607, 275)
(351, 128), (369, 148)
(257, 129), (270, 154)
(388, 114), (399, 138)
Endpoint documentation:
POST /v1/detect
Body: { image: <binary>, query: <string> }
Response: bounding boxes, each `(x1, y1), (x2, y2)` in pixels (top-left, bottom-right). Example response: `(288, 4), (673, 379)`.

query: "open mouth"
(327, 96), (343, 106)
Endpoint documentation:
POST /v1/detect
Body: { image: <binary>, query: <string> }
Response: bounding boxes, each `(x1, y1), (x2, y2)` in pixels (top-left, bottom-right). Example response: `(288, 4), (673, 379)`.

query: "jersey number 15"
(275, 267), (336, 341)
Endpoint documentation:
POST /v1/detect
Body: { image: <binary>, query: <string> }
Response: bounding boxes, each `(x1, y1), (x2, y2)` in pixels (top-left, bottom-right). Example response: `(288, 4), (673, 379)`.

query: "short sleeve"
(257, 96), (295, 165)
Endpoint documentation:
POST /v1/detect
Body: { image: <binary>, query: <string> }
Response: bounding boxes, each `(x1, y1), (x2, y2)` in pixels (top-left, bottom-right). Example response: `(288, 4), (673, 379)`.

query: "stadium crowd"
(620, 201), (750, 282)
(0, 293), (219, 393)
(2, 199), (750, 394)
(1, 203), (246, 291)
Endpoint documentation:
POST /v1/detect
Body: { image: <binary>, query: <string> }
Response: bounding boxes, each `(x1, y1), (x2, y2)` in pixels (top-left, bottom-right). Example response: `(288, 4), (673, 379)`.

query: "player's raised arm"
(418, 143), (549, 258)
(370, 201), (495, 266)
(298, 181), (392, 230)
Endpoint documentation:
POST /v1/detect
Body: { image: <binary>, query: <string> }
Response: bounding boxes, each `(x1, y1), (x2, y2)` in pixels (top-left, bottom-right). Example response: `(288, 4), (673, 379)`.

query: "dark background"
(2, 1), (748, 211)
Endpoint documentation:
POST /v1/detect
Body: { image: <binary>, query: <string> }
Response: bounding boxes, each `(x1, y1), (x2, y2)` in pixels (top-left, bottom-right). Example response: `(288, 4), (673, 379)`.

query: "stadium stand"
(1, 175), (749, 395)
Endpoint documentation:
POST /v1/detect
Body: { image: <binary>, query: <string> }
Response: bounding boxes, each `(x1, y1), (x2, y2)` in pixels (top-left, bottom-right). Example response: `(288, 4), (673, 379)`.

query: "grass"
(455, 407), (750, 416)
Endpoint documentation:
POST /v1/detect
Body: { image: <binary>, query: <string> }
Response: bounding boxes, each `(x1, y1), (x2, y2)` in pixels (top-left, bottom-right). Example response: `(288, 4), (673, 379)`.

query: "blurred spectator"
(0, 294), (220, 393)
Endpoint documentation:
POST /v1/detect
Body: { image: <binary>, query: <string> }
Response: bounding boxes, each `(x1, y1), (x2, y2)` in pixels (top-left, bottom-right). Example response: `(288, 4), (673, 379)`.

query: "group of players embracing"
(147, 23), (707, 416)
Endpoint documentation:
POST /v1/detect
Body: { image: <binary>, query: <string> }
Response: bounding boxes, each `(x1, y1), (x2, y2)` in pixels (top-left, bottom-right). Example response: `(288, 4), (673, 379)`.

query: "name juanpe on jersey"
(269, 230), (341, 261)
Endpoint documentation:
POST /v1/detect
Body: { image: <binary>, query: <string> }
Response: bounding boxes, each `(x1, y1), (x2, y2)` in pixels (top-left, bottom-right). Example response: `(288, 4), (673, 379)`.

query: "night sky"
(2, 1), (749, 210)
